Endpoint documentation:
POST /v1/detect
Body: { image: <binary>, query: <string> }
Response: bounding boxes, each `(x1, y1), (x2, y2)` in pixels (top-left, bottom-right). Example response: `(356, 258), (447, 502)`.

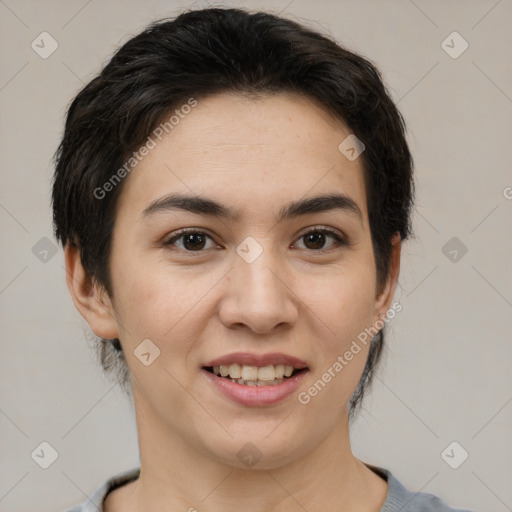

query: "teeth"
(229, 363), (241, 378)
(241, 365), (258, 381)
(212, 364), (296, 381)
(275, 364), (285, 379)
(257, 365), (277, 381)
(233, 377), (285, 386)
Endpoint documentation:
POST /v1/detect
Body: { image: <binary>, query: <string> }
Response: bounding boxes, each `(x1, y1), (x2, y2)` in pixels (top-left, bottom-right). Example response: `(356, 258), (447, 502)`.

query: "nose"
(217, 244), (299, 334)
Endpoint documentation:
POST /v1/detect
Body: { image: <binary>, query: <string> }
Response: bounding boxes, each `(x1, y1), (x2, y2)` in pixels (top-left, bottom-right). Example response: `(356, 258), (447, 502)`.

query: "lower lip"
(201, 368), (308, 407)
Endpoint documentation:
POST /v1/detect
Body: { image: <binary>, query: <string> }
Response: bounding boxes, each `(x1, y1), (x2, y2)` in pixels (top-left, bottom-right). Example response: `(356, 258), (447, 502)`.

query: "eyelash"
(162, 226), (348, 254)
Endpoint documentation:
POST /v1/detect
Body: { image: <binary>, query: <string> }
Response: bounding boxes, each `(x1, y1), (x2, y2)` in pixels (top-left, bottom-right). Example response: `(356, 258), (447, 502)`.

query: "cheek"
(111, 270), (209, 402)
(298, 263), (376, 345)
(296, 275), (375, 418)
(111, 260), (222, 352)
(296, 260), (377, 402)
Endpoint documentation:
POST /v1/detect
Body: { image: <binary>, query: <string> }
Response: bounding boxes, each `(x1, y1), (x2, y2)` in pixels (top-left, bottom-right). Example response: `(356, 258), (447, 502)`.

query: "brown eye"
(295, 228), (346, 251)
(163, 227), (347, 254)
(164, 230), (216, 251)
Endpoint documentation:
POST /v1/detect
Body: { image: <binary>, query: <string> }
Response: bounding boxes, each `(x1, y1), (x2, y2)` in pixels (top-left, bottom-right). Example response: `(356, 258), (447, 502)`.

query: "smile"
(205, 364), (304, 386)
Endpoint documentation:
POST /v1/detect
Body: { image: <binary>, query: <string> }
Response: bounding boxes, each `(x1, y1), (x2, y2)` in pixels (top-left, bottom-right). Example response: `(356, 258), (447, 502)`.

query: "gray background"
(1, 1), (511, 511)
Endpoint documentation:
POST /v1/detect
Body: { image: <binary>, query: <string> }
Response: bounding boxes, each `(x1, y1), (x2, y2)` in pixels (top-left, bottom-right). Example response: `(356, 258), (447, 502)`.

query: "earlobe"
(64, 244), (119, 340)
(373, 233), (402, 322)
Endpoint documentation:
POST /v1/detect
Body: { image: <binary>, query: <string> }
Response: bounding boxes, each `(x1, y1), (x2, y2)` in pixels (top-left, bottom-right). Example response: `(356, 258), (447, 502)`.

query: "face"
(73, 92), (399, 470)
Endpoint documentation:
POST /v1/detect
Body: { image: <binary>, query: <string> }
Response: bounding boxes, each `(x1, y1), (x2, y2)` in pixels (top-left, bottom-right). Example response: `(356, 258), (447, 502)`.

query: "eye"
(163, 227), (347, 253)
(163, 229), (217, 252)
(293, 227), (347, 252)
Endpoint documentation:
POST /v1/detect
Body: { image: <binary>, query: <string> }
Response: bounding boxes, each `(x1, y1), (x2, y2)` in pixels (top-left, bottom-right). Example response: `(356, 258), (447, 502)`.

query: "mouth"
(201, 352), (310, 405)
(203, 364), (308, 386)
(201, 361), (309, 406)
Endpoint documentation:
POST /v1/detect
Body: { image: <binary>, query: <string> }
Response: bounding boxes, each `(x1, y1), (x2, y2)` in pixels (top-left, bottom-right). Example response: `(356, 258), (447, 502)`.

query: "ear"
(372, 233), (401, 324)
(64, 244), (119, 340)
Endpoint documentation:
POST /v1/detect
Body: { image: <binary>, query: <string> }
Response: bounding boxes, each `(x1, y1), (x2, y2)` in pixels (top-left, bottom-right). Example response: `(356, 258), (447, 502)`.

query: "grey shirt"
(63, 464), (473, 512)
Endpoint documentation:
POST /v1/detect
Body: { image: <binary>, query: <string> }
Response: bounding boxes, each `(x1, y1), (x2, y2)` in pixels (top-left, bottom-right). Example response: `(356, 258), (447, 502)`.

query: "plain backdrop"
(1, 1), (511, 511)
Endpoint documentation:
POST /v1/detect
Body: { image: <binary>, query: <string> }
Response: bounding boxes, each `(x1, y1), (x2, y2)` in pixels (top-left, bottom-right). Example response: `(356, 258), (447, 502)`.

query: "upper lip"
(203, 352), (308, 369)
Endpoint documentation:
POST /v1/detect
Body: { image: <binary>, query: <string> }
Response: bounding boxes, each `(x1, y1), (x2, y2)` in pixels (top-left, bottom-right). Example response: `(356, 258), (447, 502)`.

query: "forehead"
(115, 91), (368, 224)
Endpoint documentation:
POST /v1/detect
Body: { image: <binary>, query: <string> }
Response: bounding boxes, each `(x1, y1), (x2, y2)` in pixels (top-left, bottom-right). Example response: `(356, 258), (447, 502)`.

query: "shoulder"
(366, 464), (474, 512)
(61, 467), (140, 512)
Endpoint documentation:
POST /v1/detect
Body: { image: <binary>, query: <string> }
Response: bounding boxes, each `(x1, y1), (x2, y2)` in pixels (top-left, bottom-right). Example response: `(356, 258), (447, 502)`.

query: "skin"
(65, 91), (401, 512)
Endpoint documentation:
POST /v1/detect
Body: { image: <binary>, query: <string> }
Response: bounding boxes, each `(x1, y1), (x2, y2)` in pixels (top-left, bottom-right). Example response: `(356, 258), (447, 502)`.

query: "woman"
(53, 7), (472, 512)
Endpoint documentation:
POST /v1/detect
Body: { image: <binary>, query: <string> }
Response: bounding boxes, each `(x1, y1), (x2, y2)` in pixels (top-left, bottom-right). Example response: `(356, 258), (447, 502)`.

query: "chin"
(202, 430), (311, 471)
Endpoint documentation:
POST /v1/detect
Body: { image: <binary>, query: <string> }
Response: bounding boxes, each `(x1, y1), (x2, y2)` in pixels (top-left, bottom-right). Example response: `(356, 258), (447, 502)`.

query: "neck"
(112, 386), (387, 512)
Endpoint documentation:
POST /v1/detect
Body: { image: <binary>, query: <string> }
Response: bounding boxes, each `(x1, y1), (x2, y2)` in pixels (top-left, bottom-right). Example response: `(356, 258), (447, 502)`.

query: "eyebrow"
(139, 192), (363, 224)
